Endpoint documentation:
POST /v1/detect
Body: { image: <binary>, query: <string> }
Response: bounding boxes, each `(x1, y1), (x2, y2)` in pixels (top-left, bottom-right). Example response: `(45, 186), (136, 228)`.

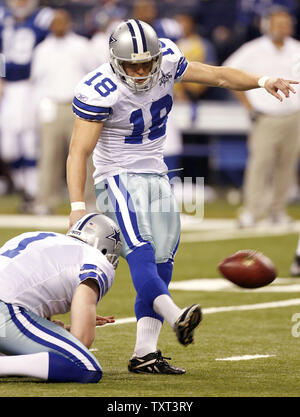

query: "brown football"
(218, 250), (277, 289)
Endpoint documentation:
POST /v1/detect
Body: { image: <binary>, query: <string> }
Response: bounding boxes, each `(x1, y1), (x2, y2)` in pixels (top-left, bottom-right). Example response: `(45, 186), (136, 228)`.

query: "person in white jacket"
(224, 7), (300, 227)
(31, 9), (96, 215)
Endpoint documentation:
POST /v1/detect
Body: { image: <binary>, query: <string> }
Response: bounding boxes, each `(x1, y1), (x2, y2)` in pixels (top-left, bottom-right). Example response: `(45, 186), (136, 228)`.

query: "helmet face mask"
(109, 19), (162, 92)
(67, 213), (122, 270)
(112, 54), (162, 92)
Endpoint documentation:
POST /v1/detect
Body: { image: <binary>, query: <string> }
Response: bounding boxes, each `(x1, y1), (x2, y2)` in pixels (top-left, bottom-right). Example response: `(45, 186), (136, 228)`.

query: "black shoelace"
(156, 351), (171, 364)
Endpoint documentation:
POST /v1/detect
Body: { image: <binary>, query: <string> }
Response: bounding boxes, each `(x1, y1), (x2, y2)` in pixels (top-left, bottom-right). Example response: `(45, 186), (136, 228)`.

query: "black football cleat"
(174, 304), (202, 346)
(128, 350), (186, 374)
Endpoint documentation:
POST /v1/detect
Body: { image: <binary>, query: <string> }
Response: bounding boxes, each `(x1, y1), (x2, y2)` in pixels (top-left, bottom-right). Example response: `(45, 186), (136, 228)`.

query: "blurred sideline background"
(0, 0), (299, 224)
(1, 0), (300, 397)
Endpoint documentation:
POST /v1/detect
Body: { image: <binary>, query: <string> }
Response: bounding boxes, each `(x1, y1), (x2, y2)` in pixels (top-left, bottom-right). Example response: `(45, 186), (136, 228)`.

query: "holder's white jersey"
(73, 38), (188, 183)
(0, 232), (115, 318)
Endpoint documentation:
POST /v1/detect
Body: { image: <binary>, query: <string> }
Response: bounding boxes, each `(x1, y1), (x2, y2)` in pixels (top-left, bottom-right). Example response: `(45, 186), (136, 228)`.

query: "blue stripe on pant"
(96, 174), (180, 322)
(96, 173), (180, 262)
(0, 302), (102, 383)
(104, 175), (147, 251)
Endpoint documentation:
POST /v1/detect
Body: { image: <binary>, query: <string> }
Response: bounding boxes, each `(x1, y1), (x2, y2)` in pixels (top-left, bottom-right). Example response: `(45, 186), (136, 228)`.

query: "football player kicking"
(0, 213), (122, 383)
(67, 19), (298, 375)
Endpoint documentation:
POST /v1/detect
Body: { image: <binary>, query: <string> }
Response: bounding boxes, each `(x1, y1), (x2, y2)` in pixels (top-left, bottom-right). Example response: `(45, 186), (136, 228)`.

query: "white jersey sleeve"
(159, 37), (188, 82)
(79, 244), (115, 302)
(73, 64), (118, 123)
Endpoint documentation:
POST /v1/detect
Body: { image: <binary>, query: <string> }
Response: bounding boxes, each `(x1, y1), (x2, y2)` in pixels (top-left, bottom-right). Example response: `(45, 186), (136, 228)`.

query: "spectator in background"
(85, 0), (127, 39)
(174, 13), (217, 103)
(0, 0), (54, 212)
(170, 8), (216, 193)
(88, 1), (126, 68)
(0, 158), (14, 194)
(236, 0), (297, 43)
(31, 9), (96, 215)
(224, 7), (300, 227)
(195, 0), (240, 65)
(132, 0), (182, 42)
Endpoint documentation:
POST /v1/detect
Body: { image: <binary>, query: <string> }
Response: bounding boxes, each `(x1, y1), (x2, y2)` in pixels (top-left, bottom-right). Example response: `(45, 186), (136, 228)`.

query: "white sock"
(153, 294), (183, 328)
(133, 317), (162, 358)
(0, 352), (49, 380)
(296, 236), (300, 256)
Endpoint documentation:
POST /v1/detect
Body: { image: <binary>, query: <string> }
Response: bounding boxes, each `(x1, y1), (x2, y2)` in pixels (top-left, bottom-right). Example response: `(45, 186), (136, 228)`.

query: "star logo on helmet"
(159, 71), (172, 87)
(109, 35), (117, 44)
(106, 228), (121, 249)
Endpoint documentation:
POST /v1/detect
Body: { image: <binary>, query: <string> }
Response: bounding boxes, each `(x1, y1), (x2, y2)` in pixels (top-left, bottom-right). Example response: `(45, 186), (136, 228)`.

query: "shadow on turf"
(0, 377), (48, 383)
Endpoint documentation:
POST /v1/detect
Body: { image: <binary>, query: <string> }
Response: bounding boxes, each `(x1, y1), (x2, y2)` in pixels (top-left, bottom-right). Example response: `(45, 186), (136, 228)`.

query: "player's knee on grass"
(48, 352), (102, 383)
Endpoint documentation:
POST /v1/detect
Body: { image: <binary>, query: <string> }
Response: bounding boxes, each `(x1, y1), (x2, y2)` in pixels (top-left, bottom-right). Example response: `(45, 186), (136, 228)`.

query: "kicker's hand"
(264, 77), (298, 102)
(96, 315), (115, 326)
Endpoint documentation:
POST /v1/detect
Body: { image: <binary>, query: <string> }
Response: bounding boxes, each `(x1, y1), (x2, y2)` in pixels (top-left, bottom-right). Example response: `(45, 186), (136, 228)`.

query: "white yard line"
(169, 277), (300, 292)
(203, 298), (300, 314)
(0, 215), (299, 242)
(216, 354), (276, 361)
(0, 215), (69, 230)
(181, 229), (299, 243)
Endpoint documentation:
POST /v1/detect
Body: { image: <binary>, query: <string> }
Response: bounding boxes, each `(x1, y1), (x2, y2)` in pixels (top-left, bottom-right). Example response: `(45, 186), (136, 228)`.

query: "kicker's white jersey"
(73, 38), (188, 183)
(0, 232), (115, 318)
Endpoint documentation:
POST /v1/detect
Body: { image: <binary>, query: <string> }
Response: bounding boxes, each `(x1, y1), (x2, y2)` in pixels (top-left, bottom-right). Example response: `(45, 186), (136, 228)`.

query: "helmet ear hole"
(66, 213), (122, 269)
